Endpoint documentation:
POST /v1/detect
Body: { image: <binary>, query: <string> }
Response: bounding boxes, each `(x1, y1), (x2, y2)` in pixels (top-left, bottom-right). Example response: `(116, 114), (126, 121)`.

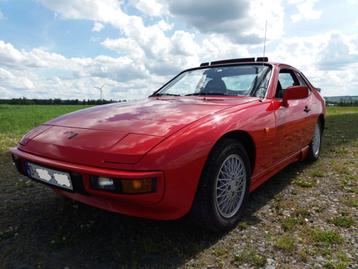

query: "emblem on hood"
(64, 131), (78, 140)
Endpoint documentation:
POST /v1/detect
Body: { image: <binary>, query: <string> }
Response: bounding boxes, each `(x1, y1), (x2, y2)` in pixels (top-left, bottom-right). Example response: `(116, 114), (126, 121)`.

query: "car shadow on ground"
(0, 112), (357, 269)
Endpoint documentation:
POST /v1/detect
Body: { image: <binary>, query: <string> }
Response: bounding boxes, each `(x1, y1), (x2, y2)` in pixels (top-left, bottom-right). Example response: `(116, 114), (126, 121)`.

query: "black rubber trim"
(12, 154), (25, 175)
(71, 172), (88, 195)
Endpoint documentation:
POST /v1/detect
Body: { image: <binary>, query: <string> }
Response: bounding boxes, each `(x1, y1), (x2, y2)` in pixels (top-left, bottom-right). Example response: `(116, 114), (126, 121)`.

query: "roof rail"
(200, 57), (268, 67)
(256, 57), (268, 62)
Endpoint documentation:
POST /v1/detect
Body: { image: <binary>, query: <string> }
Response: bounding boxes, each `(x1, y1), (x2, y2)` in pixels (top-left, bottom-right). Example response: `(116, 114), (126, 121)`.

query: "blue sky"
(0, 0), (357, 100)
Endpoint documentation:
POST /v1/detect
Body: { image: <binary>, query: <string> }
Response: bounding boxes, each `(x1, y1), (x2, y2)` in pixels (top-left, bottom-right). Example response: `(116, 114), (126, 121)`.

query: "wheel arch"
(213, 130), (256, 174)
(189, 129), (256, 229)
(318, 114), (325, 131)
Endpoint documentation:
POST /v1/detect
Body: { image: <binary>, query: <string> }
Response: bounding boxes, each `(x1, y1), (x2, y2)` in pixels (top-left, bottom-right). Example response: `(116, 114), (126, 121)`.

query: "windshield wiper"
(185, 92), (226, 96)
(151, 93), (181, 97)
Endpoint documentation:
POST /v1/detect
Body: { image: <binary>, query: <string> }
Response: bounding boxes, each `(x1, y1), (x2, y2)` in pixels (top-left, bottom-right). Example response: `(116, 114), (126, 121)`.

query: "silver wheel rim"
(312, 123), (321, 157)
(215, 154), (246, 218)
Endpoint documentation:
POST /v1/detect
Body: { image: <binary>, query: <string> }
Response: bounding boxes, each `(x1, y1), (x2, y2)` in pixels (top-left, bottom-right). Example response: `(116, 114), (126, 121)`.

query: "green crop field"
(0, 105), (90, 152)
(0, 104), (357, 268)
(0, 104), (357, 152)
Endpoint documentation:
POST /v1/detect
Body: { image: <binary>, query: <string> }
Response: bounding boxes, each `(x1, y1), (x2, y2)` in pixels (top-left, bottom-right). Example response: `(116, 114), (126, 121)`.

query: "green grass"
(311, 229), (343, 245)
(281, 216), (302, 231)
(326, 106), (358, 115)
(293, 178), (315, 188)
(310, 170), (325, 178)
(274, 235), (296, 252)
(329, 216), (355, 228)
(324, 261), (349, 269)
(342, 197), (358, 208)
(323, 251), (351, 269)
(0, 105), (90, 152)
(234, 248), (266, 267)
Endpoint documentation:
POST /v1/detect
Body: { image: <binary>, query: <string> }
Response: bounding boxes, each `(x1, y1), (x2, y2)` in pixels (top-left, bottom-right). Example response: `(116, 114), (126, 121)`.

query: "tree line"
(0, 98), (127, 105)
(326, 101), (358, 106)
(1, 97), (357, 106)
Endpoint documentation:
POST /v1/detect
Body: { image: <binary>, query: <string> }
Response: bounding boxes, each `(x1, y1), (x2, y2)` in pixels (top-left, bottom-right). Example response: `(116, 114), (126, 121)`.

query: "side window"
(296, 72), (312, 96)
(276, 69), (299, 98)
(279, 72), (296, 89)
(296, 72), (307, 86)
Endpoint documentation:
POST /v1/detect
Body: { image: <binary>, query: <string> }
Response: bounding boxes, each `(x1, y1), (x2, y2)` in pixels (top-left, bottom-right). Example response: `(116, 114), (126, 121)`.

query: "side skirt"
(249, 145), (309, 192)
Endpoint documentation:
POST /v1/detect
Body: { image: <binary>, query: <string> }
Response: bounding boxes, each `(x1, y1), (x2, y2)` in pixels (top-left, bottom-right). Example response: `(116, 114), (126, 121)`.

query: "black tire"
(307, 120), (322, 162)
(191, 138), (251, 232)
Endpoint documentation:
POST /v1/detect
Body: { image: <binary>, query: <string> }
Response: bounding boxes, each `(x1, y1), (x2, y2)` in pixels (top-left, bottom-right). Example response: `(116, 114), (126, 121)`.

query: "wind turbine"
(94, 84), (105, 100)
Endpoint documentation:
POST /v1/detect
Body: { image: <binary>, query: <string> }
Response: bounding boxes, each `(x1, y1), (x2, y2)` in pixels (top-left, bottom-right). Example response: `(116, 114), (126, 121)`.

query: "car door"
(273, 68), (310, 162)
(294, 71), (317, 147)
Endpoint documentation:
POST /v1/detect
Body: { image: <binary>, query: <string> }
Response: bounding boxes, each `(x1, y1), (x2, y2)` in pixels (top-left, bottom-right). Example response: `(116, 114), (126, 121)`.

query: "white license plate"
(25, 162), (73, 190)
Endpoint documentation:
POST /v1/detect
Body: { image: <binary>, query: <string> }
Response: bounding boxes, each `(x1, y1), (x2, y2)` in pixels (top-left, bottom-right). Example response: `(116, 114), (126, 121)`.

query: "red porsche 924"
(11, 57), (325, 231)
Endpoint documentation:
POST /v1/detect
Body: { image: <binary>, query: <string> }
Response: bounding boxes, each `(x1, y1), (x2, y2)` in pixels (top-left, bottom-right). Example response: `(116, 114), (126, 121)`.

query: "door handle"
(304, 106), (311, 113)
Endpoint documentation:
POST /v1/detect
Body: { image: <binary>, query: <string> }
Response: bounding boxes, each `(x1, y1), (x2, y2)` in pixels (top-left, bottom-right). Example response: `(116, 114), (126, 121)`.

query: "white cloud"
(0, 41), (71, 69)
(0, 67), (36, 92)
(101, 38), (144, 59)
(317, 33), (358, 70)
(39, 0), (179, 76)
(131, 0), (284, 43)
(0, 30), (253, 100)
(68, 0), (283, 44)
(0, 40), (161, 100)
(132, 0), (168, 17)
(268, 32), (358, 96)
(39, 0), (144, 34)
(1, 0), (357, 99)
(289, 0), (322, 23)
(92, 22), (104, 32)
(157, 20), (172, 32)
(0, 40), (26, 66)
(170, 31), (199, 56)
(39, 0), (122, 21)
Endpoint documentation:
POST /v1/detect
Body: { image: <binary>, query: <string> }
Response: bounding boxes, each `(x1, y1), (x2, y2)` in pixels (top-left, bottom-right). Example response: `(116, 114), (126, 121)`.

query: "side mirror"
(283, 86), (309, 106)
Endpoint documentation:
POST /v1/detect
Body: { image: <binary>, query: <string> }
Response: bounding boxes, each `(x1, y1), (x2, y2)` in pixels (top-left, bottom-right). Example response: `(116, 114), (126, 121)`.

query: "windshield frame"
(150, 63), (273, 98)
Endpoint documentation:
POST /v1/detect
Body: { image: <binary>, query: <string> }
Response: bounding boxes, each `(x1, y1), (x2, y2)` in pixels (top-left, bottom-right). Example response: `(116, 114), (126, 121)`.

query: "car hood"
(45, 97), (255, 136)
(19, 97), (256, 165)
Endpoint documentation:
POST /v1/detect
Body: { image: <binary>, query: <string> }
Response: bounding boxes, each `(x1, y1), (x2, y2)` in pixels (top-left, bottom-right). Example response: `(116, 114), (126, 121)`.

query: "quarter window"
(296, 73), (307, 86)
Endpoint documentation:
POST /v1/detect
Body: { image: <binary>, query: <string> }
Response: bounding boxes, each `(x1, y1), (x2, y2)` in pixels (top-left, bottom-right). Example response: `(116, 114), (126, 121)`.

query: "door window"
(279, 72), (297, 89)
(276, 69), (299, 98)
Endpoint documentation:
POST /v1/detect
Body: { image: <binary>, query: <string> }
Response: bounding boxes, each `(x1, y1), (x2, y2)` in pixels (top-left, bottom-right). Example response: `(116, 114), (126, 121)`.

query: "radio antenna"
(263, 20), (267, 57)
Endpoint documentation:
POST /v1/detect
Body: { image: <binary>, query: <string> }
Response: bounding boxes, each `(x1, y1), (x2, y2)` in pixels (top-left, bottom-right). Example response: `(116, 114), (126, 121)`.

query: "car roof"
(198, 57), (295, 70)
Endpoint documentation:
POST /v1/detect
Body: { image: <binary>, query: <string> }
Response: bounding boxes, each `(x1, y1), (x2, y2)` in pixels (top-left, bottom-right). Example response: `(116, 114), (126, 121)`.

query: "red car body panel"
(11, 62), (326, 220)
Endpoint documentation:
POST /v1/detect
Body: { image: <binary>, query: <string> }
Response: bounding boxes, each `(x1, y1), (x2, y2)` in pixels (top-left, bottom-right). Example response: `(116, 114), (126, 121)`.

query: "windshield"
(155, 64), (271, 97)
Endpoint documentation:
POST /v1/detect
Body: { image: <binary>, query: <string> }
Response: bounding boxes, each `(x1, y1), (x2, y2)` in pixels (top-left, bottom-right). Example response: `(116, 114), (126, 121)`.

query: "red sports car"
(11, 57), (325, 231)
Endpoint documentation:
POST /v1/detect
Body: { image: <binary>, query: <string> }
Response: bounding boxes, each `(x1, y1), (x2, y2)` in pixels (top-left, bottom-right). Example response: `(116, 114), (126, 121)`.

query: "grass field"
(0, 105), (357, 268)
(0, 105), (90, 152)
(0, 104), (357, 152)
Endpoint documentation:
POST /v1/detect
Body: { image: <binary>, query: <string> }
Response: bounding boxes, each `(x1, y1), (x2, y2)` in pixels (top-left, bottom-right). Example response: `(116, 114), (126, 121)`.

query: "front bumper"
(10, 147), (172, 220)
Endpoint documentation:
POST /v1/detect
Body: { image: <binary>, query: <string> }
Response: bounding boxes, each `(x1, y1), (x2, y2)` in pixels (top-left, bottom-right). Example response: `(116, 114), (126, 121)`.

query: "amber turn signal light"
(121, 178), (154, 194)
(90, 176), (156, 194)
